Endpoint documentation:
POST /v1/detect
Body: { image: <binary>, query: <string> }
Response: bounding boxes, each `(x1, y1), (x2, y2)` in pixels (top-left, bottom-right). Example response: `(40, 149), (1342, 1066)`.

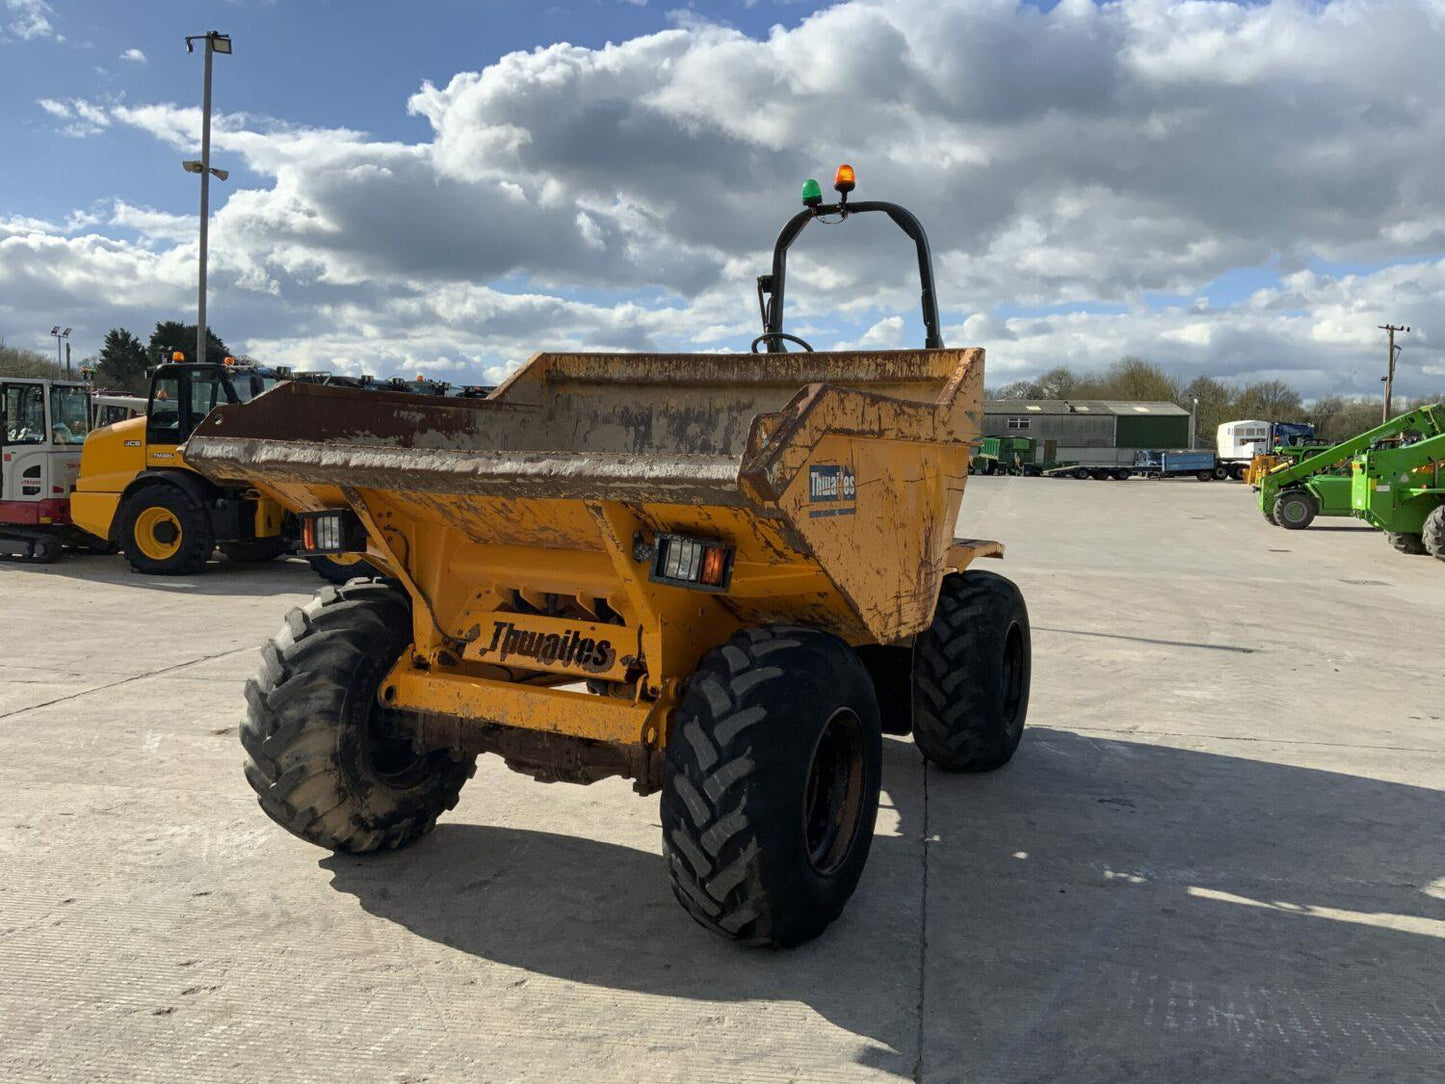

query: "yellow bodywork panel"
(185, 348), (995, 753)
(72, 413), (287, 542)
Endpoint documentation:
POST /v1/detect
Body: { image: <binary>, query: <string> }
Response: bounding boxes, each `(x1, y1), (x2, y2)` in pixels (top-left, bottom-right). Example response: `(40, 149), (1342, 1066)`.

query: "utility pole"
(184, 31), (232, 368)
(1378, 323), (1409, 422)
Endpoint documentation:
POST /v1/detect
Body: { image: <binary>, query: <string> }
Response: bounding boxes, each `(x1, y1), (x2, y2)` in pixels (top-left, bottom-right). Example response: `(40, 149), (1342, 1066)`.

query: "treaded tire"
(241, 579), (476, 852)
(1421, 506), (1445, 560)
(1387, 531), (1427, 556)
(1274, 489), (1317, 531)
(660, 626), (882, 948)
(118, 484), (214, 575)
(221, 536), (290, 563)
(1263, 503), (1279, 526)
(307, 553), (385, 585)
(911, 570), (1031, 772)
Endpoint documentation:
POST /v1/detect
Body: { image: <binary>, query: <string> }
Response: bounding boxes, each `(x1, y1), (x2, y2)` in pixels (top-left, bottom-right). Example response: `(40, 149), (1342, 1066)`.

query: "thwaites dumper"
(186, 170), (1032, 947)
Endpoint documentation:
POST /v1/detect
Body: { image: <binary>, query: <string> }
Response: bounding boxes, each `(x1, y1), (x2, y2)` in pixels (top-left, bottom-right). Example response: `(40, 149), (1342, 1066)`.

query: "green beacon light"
(801, 178), (823, 207)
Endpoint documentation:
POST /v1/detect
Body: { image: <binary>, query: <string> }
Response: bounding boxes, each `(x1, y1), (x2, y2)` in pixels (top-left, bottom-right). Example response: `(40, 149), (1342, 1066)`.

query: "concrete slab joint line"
(914, 761), (930, 1084)
(0, 647), (250, 721)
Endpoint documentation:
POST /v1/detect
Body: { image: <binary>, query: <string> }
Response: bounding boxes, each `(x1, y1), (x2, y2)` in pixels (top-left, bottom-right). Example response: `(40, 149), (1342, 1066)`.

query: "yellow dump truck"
(185, 171), (1031, 946)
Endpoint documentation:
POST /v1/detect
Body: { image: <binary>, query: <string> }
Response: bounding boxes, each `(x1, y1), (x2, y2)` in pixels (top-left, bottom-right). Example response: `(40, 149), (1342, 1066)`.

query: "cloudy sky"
(2, 0), (1444, 396)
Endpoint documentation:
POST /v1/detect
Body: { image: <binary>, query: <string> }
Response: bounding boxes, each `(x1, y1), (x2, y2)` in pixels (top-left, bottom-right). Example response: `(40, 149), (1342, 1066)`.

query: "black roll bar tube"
(755, 199), (944, 353)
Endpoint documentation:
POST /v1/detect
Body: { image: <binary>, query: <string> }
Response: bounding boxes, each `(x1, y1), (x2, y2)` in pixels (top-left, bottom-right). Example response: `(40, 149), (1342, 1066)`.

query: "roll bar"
(756, 196), (944, 353)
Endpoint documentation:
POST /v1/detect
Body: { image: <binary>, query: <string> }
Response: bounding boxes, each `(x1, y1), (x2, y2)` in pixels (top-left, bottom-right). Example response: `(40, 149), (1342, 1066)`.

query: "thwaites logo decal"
(807, 463), (857, 518)
(477, 620), (618, 674)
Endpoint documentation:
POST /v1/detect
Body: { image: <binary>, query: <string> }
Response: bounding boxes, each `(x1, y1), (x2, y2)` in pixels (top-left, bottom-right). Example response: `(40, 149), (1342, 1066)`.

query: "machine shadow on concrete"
(322, 729), (1444, 1080)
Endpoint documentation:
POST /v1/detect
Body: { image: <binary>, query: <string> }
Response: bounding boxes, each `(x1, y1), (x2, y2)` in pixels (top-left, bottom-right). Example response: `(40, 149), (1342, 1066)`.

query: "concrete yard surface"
(2, 478), (1442, 1082)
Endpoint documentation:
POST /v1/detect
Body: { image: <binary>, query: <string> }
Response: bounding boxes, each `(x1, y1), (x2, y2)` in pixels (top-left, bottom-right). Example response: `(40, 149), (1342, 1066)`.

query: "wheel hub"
(803, 707), (867, 876)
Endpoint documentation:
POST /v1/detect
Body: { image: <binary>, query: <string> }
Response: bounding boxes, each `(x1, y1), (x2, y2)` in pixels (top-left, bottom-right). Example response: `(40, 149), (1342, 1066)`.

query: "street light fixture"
(183, 30), (232, 367)
(50, 326), (71, 377)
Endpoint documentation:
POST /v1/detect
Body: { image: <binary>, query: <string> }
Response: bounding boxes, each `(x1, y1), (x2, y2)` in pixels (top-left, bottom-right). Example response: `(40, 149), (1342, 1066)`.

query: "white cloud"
(11, 0), (1445, 397)
(4, 0), (57, 42)
(120, 47), (146, 64)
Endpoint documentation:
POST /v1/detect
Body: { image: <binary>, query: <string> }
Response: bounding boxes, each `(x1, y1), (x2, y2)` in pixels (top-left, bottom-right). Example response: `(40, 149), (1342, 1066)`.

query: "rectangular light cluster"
(650, 533), (734, 593)
(297, 509), (367, 555)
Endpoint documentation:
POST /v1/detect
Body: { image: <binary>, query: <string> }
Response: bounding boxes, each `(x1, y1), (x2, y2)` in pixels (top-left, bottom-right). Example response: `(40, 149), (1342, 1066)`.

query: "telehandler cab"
(72, 354), (295, 574)
(187, 168), (1032, 946)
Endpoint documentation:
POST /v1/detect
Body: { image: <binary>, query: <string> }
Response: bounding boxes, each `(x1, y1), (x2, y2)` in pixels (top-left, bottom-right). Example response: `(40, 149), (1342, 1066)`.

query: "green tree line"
(988, 356), (1437, 444)
(0, 323), (230, 393)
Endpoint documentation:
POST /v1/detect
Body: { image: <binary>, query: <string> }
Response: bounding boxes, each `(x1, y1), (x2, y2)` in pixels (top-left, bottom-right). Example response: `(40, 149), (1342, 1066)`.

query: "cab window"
(49, 385), (92, 445)
(190, 372), (223, 418)
(229, 373), (278, 403)
(3, 383), (46, 445)
(148, 377), (182, 444)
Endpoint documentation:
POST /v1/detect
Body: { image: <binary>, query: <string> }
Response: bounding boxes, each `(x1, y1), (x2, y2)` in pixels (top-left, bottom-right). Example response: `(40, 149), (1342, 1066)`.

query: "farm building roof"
(984, 399), (1189, 417)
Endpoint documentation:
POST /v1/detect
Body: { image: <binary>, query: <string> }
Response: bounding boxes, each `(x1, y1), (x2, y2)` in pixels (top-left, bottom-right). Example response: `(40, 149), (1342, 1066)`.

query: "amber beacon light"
(833, 163), (856, 194)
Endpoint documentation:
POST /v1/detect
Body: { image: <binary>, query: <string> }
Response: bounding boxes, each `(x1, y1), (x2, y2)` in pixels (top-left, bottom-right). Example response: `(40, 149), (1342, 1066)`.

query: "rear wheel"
(307, 552), (384, 585)
(1422, 506), (1445, 560)
(220, 536), (290, 563)
(912, 571), (1031, 772)
(30, 535), (60, 564)
(1212, 465), (1230, 481)
(118, 485), (214, 574)
(1274, 489), (1317, 531)
(661, 626), (882, 947)
(1196, 470), (1212, 482)
(1113, 469), (1131, 481)
(1387, 531), (1427, 556)
(241, 580), (476, 852)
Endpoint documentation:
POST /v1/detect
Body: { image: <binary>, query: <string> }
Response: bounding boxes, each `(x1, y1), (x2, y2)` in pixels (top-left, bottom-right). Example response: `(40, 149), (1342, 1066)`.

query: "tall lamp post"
(184, 30), (232, 366)
(50, 326), (71, 376)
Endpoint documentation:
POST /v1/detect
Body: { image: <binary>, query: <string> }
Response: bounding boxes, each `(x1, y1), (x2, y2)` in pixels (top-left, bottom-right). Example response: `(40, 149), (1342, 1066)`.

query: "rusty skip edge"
(184, 436), (753, 504)
(184, 349), (986, 506)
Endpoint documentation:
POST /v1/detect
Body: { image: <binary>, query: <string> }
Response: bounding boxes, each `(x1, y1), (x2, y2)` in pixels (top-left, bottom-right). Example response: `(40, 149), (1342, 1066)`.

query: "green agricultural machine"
(1350, 426), (1445, 558)
(1259, 405), (1444, 531)
(971, 435), (1036, 475)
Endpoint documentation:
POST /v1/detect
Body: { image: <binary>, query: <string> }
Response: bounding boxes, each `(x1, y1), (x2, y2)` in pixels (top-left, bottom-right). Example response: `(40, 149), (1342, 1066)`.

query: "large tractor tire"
(911, 571), (1031, 772)
(220, 536), (291, 563)
(307, 552), (385, 585)
(117, 485), (214, 575)
(1387, 531), (1427, 556)
(241, 580), (476, 852)
(1274, 489), (1318, 531)
(1422, 506), (1445, 560)
(661, 626), (882, 947)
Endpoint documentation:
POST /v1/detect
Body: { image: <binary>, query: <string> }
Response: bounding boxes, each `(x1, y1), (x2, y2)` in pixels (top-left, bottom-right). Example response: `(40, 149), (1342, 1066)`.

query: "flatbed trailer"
(1131, 450), (1219, 480)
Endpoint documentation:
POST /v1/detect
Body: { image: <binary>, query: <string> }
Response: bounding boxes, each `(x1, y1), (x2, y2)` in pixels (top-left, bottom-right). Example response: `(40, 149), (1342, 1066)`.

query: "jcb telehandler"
(186, 169), (1032, 947)
(72, 355), (383, 580)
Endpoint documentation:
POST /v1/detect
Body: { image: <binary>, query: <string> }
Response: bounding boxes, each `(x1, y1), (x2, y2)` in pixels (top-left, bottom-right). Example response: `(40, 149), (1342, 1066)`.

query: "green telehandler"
(1259, 405), (1444, 530)
(1350, 425), (1445, 558)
